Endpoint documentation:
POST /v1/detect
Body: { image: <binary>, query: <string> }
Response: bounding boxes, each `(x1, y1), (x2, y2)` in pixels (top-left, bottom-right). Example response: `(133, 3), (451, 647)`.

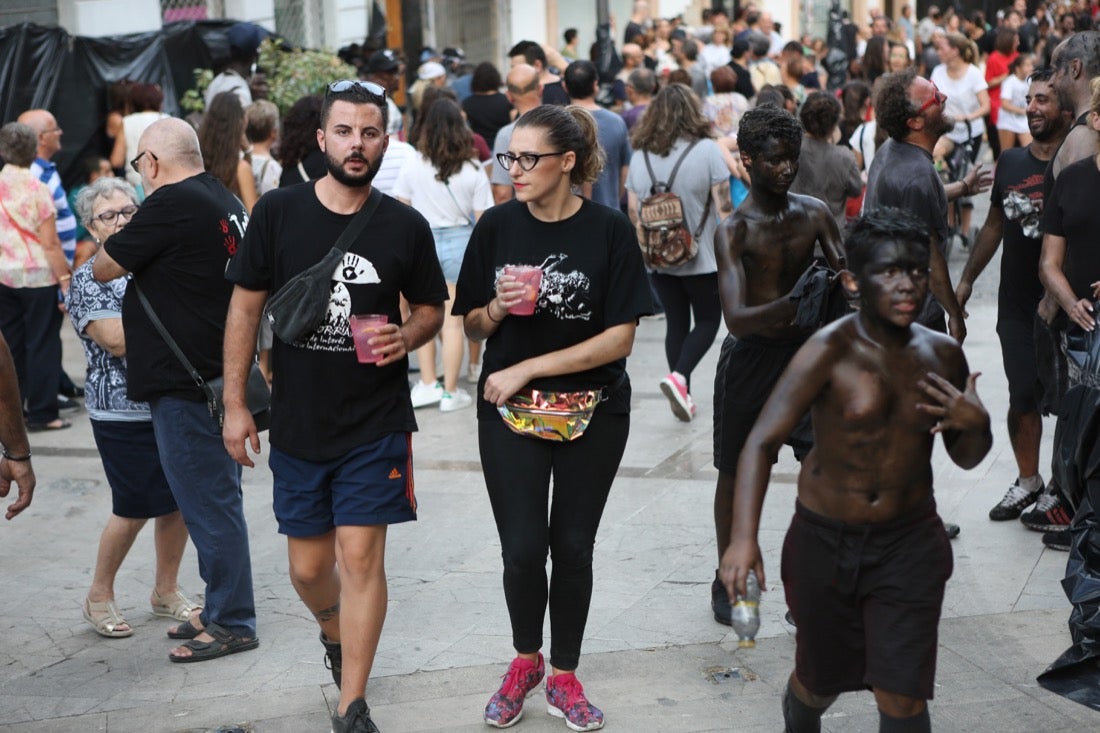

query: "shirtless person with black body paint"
(709, 104), (845, 625)
(721, 209), (993, 733)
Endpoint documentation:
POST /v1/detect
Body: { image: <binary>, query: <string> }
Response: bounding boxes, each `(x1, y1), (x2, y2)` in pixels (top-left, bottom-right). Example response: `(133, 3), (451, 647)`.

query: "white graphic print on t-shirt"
(493, 254), (592, 321)
(297, 252), (382, 352)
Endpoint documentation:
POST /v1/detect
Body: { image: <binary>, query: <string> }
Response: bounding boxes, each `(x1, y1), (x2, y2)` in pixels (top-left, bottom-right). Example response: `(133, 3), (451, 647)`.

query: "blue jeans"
(150, 395), (256, 637)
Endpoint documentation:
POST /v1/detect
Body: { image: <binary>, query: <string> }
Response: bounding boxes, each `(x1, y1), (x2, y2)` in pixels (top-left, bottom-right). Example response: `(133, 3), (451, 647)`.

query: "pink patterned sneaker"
(484, 653), (545, 728)
(659, 372), (694, 422)
(545, 672), (604, 731)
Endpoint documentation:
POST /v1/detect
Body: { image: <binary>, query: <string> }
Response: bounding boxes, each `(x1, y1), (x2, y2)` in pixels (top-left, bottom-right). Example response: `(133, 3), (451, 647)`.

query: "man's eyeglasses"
(327, 80), (387, 99)
(496, 151), (565, 172)
(916, 83), (947, 114)
(130, 150), (158, 173)
(94, 205), (138, 224)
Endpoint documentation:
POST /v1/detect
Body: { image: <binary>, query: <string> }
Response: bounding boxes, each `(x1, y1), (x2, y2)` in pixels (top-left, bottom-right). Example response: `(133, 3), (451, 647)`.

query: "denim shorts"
(432, 224), (473, 282)
(269, 432), (418, 537)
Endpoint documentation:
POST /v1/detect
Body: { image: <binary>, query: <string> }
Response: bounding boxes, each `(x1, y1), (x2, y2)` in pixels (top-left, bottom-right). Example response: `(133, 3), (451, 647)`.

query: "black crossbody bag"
(133, 283), (271, 431)
(264, 187), (383, 343)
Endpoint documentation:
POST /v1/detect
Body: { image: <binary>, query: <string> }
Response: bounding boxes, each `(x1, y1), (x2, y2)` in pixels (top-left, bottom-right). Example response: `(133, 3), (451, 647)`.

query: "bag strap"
(331, 187), (384, 256)
(297, 160), (309, 182)
(644, 139), (702, 195)
(444, 180), (476, 225)
(132, 281), (209, 393)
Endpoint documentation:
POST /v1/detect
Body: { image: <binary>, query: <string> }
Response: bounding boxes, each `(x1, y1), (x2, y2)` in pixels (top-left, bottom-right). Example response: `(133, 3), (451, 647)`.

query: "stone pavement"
(3, 204), (1099, 732)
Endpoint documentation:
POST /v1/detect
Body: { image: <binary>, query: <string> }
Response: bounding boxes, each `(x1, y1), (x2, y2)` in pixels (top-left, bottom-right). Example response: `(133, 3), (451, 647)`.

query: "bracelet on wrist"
(3, 449), (31, 462)
(486, 300), (504, 323)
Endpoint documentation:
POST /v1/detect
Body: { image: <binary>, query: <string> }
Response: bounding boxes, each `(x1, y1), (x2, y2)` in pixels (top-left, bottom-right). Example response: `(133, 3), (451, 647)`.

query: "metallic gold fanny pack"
(498, 388), (606, 442)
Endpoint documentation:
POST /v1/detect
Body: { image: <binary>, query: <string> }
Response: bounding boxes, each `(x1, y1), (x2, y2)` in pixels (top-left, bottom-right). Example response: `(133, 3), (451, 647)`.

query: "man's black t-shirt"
(226, 183), (448, 461)
(104, 173), (246, 403)
(452, 198), (653, 420)
(728, 60), (756, 99)
(1042, 156), (1100, 301)
(989, 147), (1048, 319)
(542, 80), (571, 106)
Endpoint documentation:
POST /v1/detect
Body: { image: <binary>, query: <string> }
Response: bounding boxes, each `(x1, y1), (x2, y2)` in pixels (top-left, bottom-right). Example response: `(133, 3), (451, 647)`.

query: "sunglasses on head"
(327, 80), (387, 99)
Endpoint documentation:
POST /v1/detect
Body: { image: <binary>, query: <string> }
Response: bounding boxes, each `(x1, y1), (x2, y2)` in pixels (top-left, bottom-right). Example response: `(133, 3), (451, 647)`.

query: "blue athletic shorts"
(269, 432), (417, 537)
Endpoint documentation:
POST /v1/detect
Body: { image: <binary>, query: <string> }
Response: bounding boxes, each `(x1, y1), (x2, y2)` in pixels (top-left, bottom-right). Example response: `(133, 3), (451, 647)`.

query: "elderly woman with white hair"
(69, 177), (197, 638)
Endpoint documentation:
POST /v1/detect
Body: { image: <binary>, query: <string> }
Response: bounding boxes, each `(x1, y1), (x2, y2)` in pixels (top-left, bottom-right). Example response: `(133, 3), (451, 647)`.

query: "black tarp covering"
(0, 20), (237, 190)
(1037, 384), (1100, 711)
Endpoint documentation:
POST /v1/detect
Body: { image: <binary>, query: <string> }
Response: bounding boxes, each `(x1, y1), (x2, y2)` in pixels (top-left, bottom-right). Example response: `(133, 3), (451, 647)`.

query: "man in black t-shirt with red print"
(222, 81), (446, 733)
(956, 69), (1072, 526)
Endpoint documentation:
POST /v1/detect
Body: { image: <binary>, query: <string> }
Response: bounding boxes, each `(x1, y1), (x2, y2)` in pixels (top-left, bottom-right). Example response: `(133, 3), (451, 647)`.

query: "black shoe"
(57, 395), (81, 413)
(331, 698), (379, 733)
(785, 610), (795, 626)
(944, 522), (960, 540)
(1021, 489), (1073, 532)
(989, 479), (1043, 521)
(60, 384), (85, 398)
(321, 631), (342, 687)
(1043, 528), (1071, 552)
(711, 572), (732, 626)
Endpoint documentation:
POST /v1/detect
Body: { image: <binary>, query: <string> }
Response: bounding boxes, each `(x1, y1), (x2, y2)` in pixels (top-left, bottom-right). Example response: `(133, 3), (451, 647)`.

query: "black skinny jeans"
(651, 271), (722, 391)
(479, 409), (629, 671)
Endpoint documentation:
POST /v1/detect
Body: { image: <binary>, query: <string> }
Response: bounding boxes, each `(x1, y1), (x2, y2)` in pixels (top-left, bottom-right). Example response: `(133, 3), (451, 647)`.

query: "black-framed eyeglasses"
(496, 151), (566, 172)
(327, 80), (387, 99)
(94, 205), (138, 224)
(130, 150), (158, 173)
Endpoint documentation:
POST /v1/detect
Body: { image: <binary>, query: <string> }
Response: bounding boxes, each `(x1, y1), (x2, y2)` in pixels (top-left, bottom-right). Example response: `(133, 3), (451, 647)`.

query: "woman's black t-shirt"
(278, 148), (327, 188)
(452, 198), (653, 419)
(462, 93), (514, 151)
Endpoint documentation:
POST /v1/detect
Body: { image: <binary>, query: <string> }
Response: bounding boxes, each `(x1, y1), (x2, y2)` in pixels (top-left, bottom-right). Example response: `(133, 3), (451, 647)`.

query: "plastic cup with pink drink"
(504, 265), (542, 316)
(350, 314), (388, 363)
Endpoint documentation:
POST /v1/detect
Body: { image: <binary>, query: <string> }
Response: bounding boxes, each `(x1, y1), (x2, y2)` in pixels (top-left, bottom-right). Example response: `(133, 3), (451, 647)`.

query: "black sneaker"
(711, 572), (732, 626)
(1042, 528), (1071, 552)
(57, 395), (81, 413)
(944, 522), (961, 539)
(321, 631), (342, 688)
(989, 479), (1042, 521)
(331, 698), (379, 733)
(1020, 489), (1072, 532)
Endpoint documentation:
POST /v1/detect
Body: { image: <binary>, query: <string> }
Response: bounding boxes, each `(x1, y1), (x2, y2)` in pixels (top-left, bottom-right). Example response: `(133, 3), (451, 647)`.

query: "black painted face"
(743, 136), (800, 195)
(857, 238), (931, 329)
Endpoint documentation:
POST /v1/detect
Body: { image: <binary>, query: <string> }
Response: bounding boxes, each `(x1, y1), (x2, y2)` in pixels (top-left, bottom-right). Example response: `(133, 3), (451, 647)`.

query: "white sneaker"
(440, 388), (473, 412)
(410, 380), (443, 408)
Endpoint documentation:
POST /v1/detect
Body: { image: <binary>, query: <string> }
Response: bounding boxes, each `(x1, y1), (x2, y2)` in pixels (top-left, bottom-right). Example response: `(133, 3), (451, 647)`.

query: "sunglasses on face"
(496, 151), (565, 172)
(916, 83), (947, 114)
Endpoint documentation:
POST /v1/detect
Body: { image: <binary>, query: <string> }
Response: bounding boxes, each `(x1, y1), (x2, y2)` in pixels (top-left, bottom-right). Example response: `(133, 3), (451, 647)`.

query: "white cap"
(418, 62), (446, 81)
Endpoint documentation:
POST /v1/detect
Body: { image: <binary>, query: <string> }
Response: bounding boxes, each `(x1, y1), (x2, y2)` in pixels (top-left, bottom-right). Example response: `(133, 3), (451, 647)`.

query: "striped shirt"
(31, 157), (76, 264)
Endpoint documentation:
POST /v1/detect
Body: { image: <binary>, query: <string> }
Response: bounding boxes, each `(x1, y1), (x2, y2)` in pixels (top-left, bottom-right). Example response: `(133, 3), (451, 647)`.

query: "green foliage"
(177, 38), (356, 117)
(258, 38), (358, 117)
(180, 68), (214, 114)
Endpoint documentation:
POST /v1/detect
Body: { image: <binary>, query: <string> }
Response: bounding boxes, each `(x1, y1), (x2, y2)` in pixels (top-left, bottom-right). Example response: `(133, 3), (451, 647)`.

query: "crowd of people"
(2, 1), (1100, 732)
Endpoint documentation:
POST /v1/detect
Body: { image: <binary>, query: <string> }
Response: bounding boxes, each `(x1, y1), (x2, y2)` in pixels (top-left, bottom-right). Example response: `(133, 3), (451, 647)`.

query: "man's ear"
(1071, 58), (1083, 81)
(839, 269), (860, 296)
(906, 113), (924, 132)
(316, 128), (325, 153)
(739, 150), (752, 170)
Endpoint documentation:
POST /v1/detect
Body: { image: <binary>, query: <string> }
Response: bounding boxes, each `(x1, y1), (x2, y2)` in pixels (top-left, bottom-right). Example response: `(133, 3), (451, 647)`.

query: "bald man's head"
(506, 63), (542, 112)
(16, 109), (61, 159)
(140, 118), (204, 169)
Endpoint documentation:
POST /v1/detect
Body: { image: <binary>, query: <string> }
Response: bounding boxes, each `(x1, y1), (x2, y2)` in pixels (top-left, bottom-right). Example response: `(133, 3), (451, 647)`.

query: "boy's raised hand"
(915, 372), (986, 435)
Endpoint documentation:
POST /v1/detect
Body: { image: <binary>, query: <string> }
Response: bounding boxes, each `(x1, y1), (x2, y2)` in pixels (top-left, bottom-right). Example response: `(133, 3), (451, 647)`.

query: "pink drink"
(504, 265), (542, 316)
(350, 314), (388, 363)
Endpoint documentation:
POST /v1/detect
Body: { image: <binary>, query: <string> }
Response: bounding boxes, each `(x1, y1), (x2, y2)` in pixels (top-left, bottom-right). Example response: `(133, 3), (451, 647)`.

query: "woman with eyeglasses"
(68, 177), (197, 638)
(453, 105), (652, 731)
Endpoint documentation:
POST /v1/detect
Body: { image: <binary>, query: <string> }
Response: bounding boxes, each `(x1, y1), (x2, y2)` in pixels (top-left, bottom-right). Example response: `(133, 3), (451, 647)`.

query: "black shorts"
(781, 499), (953, 700)
(997, 314), (1040, 413)
(91, 419), (178, 519)
(712, 334), (812, 473)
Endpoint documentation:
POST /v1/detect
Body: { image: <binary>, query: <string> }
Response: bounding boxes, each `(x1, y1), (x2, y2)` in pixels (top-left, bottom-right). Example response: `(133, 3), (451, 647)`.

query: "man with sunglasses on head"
(221, 80), (446, 733)
(92, 117), (258, 663)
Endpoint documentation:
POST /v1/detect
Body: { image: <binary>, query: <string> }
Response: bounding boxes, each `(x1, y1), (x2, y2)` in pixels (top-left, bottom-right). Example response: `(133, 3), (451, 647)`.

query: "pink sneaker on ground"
(659, 372), (694, 422)
(545, 672), (604, 731)
(484, 652), (545, 728)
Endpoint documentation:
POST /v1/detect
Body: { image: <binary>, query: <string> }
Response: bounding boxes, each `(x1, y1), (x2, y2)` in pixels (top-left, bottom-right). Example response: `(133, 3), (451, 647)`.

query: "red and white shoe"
(659, 372), (694, 422)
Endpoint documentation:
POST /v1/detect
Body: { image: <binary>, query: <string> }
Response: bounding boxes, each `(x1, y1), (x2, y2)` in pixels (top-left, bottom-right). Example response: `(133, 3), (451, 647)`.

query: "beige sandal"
(150, 589), (201, 622)
(83, 598), (133, 638)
